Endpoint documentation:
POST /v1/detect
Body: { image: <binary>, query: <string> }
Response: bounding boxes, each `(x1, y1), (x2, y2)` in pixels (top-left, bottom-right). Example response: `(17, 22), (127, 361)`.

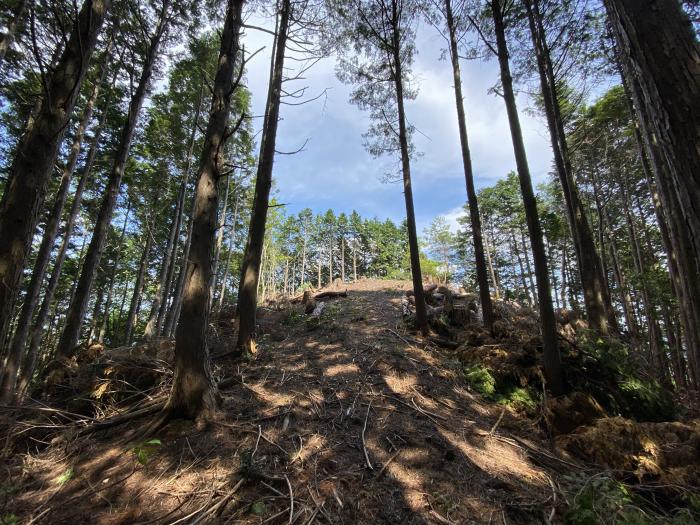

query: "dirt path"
(6, 280), (565, 524)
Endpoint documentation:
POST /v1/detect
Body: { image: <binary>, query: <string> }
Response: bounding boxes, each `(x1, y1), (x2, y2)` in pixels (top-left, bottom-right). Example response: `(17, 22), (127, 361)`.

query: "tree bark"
(124, 228), (153, 346)
(236, 0), (289, 353)
(444, 0), (494, 330)
(0, 0), (29, 63)
(55, 0), (170, 357)
(210, 169), (231, 307)
(0, 0), (110, 351)
(218, 191), (239, 309)
(605, 0), (700, 383)
(0, 44), (114, 404)
(524, 0), (616, 335)
(166, 0), (244, 419)
(99, 199), (131, 343)
(391, 1), (428, 335)
(492, 0), (564, 394)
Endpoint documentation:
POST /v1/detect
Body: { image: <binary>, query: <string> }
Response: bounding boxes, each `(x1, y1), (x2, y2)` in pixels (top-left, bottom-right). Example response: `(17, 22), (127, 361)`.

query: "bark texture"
(167, 0), (245, 419)
(0, 0), (110, 351)
(236, 0), (289, 353)
(56, 1), (170, 356)
(444, 0), (494, 331)
(605, 0), (700, 384)
(492, 0), (564, 395)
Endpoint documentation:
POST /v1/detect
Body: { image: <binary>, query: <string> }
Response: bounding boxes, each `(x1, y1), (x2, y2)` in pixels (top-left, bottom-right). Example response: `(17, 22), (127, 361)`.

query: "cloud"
(240, 11), (554, 226)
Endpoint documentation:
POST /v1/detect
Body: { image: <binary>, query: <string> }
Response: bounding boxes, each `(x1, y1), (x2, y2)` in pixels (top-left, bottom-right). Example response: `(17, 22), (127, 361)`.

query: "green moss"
(464, 365), (496, 398)
(497, 386), (538, 412)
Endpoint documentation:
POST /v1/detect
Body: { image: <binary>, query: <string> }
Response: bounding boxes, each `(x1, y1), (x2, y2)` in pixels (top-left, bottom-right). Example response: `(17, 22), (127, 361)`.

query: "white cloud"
(238, 10), (554, 225)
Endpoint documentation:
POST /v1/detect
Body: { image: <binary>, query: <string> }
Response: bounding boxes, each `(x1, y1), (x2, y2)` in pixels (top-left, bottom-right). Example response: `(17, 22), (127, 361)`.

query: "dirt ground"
(3, 279), (586, 524)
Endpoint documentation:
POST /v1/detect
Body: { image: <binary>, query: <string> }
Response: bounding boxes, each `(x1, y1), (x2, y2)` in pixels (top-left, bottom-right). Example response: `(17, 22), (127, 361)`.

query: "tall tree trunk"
(444, 0), (494, 330)
(99, 200), (131, 343)
(237, 0), (289, 353)
(17, 111), (108, 400)
(483, 225), (500, 300)
(0, 0), (110, 350)
(218, 192), (239, 309)
(56, 1), (170, 357)
(620, 176), (669, 382)
(162, 89), (203, 334)
(210, 170), (231, 306)
(391, 3), (428, 335)
(511, 231), (531, 305)
(524, 0), (615, 335)
(520, 229), (537, 305)
(605, 0), (700, 384)
(0, 0), (29, 63)
(317, 260), (321, 288)
(144, 170), (186, 340)
(0, 45), (114, 403)
(492, 0), (564, 394)
(124, 228), (153, 346)
(328, 236), (333, 285)
(165, 0), (244, 419)
(340, 236), (345, 282)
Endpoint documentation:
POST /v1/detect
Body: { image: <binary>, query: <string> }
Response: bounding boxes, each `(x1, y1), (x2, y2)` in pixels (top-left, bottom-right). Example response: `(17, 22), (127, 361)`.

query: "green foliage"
(55, 467), (75, 486)
(464, 365), (496, 397)
(132, 439), (162, 465)
(0, 515), (19, 525)
(619, 378), (675, 422)
(282, 309), (306, 327)
(497, 386), (538, 412)
(564, 474), (698, 524)
(574, 331), (675, 421)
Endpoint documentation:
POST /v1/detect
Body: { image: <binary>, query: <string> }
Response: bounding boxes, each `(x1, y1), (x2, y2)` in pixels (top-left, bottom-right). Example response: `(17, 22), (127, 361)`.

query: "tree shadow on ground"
(3, 280), (566, 524)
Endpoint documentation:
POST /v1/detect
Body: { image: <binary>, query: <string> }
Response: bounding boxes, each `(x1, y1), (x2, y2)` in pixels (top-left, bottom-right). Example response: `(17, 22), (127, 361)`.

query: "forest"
(0, 0), (699, 523)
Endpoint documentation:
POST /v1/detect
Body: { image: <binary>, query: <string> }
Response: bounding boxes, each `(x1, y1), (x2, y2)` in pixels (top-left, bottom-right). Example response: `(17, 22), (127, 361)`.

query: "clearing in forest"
(4, 279), (567, 524)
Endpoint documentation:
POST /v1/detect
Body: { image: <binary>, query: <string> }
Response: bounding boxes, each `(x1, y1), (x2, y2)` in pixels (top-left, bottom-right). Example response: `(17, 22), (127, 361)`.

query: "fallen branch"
(362, 400), (373, 470)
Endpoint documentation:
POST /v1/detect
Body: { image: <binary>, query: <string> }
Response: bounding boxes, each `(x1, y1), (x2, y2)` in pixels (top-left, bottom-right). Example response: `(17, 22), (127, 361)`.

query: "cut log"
(405, 283), (438, 298)
(303, 290), (316, 314)
(314, 290), (347, 300)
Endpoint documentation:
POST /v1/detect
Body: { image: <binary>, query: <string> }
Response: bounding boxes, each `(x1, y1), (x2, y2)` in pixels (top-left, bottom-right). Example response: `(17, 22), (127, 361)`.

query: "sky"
(239, 9), (555, 234)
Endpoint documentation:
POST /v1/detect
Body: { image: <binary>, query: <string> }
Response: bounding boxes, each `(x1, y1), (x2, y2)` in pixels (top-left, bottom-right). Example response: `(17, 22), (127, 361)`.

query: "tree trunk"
(0, 46), (114, 403)
(391, 3), (427, 335)
(520, 229), (538, 305)
(236, 0), (289, 353)
(124, 229), (153, 346)
(166, 0), (244, 419)
(353, 245), (357, 282)
(144, 170), (188, 340)
(99, 200), (131, 343)
(55, 1), (170, 357)
(340, 236), (345, 282)
(444, 0), (494, 330)
(210, 169), (231, 307)
(0, 0), (29, 63)
(17, 107), (109, 401)
(605, 0), (700, 384)
(0, 0), (110, 350)
(524, 0), (615, 335)
(483, 225), (500, 300)
(492, 0), (564, 394)
(162, 88), (204, 335)
(218, 191), (239, 309)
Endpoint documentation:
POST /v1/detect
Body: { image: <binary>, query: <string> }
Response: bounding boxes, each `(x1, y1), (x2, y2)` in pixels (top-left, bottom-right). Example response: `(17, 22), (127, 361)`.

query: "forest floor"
(1, 279), (697, 524)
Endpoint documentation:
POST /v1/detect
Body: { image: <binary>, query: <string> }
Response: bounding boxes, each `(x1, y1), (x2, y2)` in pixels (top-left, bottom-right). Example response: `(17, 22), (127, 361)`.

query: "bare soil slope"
(0, 279), (671, 524)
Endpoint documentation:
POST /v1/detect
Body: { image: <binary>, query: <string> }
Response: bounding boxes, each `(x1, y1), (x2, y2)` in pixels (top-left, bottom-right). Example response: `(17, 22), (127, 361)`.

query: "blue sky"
(241, 10), (554, 234)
